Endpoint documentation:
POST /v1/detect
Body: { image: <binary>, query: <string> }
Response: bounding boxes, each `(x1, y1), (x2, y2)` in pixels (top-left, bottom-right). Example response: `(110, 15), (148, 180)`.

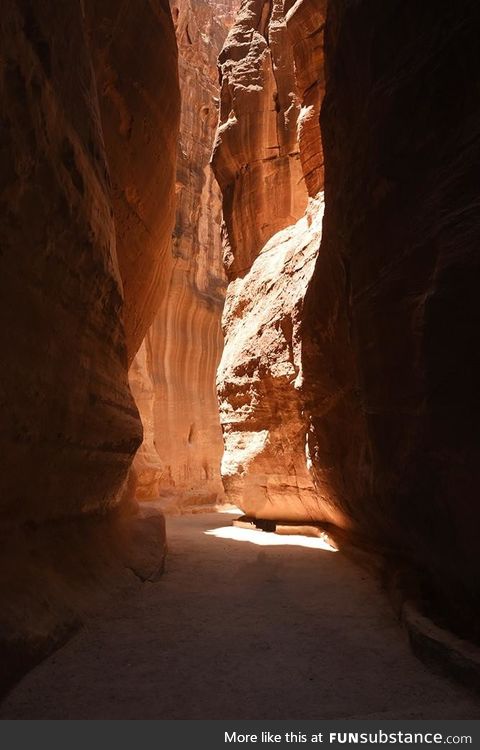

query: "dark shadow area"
(1, 513), (479, 720)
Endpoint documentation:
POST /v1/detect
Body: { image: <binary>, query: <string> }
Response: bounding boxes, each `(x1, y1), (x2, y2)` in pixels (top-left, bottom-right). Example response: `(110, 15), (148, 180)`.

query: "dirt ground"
(1, 511), (479, 719)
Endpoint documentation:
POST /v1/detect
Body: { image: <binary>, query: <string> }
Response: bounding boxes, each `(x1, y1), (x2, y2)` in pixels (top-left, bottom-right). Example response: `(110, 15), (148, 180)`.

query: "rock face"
(0, 0), (179, 524)
(287, 0), (325, 198)
(0, 0), (136, 524)
(218, 199), (340, 522)
(86, 0), (180, 362)
(129, 0), (237, 510)
(213, 0), (331, 521)
(303, 0), (480, 627)
(0, 0), (179, 689)
(214, 0), (480, 634)
(212, 0), (308, 279)
(0, 0), (178, 519)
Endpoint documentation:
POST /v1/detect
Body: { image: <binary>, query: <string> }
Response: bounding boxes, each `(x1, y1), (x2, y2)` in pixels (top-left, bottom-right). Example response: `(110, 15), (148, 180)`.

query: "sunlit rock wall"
(129, 0), (238, 510)
(212, 0), (308, 279)
(217, 199), (338, 522)
(214, 0), (333, 522)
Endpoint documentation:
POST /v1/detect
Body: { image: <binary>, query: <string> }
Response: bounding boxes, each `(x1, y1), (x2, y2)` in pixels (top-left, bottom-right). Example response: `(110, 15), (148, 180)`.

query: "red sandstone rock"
(212, 0), (308, 279)
(213, 0), (330, 522)
(86, 0), (180, 362)
(128, 0), (238, 509)
(0, 0), (179, 691)
(218, 198), (342, 525)
(0, 1), (180, 524)
(0, 0), (143, 523)
(302, 0), (480, 624)
(286, 0), (326, 197)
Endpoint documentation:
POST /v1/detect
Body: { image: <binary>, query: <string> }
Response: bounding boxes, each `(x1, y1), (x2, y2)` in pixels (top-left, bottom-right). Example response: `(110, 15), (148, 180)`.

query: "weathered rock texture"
(0, 0), (179, 523)
(287, 0), (325, 197)
(86, 0), (180, 362)
(218, 199), (337, 522)
(302, 0), (480, 628)
(214, 0), (330, 521)
(0, 0), (179, 691)
(215, 0), (480, 628)
(1, 0), (135, 525)
(129, 0), (237, 510)
(212, 0), (309, 279)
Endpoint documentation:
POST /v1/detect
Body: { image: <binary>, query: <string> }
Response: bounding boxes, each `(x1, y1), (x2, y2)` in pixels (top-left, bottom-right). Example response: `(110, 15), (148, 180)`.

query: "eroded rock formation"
(129, 0), (237, 510)
(212, 0), (308, 278)
(217, 199), (335, 521)
(86, 1), (180, 362)
(1, 1), (134, 525)
(303, 0), (480, 627)
(213, 0), (331, 521)
(0, 0), (179, 523)
(216, 0), (480, 630)
(0, 0), (179, 690)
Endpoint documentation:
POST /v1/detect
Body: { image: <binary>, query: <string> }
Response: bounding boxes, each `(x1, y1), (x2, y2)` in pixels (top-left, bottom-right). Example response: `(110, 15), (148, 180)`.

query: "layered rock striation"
(2, 2), (127, 525)
(129, 0), (238, 510)
(212, 0), (309, 279)
(0, 0), (179, 689)
(86, 0), (180, 363)
(213, 0), (331, 521)
(0, 0), (179, 523)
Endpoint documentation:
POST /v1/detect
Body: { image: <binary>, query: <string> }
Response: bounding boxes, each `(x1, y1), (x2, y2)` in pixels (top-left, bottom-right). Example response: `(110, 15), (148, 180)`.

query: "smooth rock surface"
(0, 0), (181, 521)
(302, 0), (480, 629)
(0, 0), (142, 525)
(86, 0), (180, 362)
(129, 0), (238, 510)
(0, 0), (179, 687)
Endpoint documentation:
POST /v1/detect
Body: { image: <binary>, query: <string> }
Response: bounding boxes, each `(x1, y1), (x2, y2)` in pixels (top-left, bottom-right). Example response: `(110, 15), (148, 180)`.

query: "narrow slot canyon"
(1, 0), (480, 721)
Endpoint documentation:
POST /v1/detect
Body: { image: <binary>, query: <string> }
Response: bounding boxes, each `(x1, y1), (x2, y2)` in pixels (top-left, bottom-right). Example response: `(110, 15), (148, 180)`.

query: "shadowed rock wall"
(86, 0), (180, 363)
(215, 0), (480, 631)
(0, 0), (179, 525)
(1, 1), (131, 525)
(0, 0), (179, 691)
(303, 0), (480, 626)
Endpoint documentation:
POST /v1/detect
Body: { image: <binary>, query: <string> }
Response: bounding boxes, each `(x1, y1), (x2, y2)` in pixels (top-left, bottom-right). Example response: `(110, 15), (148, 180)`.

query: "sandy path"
(1, 512), (478, 719)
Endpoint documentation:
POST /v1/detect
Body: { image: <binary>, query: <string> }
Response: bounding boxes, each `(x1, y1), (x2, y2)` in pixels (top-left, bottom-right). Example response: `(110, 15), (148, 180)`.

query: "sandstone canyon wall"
(214, 0), (480, 628)
(129, 0), (238, 510)
(302, 0), (480, 629)
(0, 0), (179, 525)
(213, 0), (309, 279)
(86, 0), (180, 362)
(214, 0), (480, 630)
(213, 0), (332, 521)
(2, 2), (122, 525)
(0, 0), (179, 691)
